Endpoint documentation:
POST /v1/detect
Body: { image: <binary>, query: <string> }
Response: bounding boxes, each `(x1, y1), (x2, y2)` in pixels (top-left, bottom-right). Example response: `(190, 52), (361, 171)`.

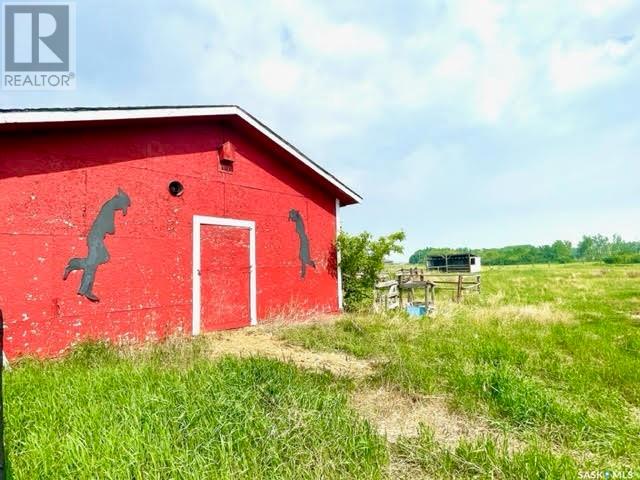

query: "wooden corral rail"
(396, 268), (481, 303)
(374, 268), (480, 312)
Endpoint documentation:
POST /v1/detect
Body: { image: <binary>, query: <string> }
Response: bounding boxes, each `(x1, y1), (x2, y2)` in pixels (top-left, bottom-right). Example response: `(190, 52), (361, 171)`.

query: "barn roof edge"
(0, 105), (362, 206)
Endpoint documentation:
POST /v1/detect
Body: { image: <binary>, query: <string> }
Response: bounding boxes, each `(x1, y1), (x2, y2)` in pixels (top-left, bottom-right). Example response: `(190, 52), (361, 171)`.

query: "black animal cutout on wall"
(63, 188), (131, 302)
(288, 209), (315, 278)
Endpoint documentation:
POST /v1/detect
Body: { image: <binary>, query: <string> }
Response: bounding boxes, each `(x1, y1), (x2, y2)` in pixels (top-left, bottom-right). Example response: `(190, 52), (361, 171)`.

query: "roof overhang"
(0, 105), (362, 206)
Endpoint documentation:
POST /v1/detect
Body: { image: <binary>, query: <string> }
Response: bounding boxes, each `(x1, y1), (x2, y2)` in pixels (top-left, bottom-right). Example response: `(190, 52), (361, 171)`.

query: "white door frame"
(192, 215), (257, 335)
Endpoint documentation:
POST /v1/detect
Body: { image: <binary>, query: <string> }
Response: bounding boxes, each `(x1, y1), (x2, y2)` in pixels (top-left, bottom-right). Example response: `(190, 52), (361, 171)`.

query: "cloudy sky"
(2, 0), (639, 259)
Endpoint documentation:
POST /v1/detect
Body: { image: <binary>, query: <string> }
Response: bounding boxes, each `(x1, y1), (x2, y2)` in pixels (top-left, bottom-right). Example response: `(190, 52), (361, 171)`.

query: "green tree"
(591, 234), (611, 259)
(551, 240), (572, 263)
(408, 234), (640, 266)
(576, 235), (595, 260)
(338, 230), (405, 311)
(408, 248), (428, 264)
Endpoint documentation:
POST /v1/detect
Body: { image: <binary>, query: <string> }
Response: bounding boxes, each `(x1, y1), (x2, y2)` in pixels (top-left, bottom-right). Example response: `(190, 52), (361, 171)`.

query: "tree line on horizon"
(408, 234), (640, 266)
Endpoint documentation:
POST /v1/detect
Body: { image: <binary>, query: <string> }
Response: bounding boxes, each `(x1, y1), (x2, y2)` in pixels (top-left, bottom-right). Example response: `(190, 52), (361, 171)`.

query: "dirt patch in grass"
(203, 326), (376, 379)
(351, 387), (522, 451)
(628, 312), (640, 328)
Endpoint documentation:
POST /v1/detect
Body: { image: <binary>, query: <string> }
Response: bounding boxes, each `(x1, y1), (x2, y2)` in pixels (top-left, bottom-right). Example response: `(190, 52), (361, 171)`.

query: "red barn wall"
(0, 118), (338, 358)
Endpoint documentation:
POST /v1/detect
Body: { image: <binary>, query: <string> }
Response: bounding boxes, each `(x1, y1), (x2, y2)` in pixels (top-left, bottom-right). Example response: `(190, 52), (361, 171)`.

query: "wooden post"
(456, 275), (463, 303)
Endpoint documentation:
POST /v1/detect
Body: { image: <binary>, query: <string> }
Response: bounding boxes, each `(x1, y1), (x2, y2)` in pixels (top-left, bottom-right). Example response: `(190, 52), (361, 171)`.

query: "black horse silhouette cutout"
(63, 188), (131, 302)
(288, 209), (315, 278)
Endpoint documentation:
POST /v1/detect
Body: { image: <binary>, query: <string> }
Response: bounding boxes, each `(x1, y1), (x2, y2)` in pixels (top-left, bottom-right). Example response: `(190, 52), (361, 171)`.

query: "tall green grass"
(394, 427), (578, 478)
(283, 263), (640, 473)
(4, 340), (386, 479)
(4, 263), (639, 478)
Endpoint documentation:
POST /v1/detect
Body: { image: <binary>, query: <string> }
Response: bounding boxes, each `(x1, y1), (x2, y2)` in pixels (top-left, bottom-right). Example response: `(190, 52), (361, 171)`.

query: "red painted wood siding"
(0, 119), (338, 358)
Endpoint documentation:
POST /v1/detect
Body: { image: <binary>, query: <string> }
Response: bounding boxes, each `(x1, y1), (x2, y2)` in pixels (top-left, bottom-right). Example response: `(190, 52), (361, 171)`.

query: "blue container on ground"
(406, 303), (427, 316)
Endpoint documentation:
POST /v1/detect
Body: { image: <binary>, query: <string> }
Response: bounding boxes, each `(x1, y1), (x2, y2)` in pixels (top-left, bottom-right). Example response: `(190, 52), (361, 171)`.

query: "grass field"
(4, 263), (640, 478)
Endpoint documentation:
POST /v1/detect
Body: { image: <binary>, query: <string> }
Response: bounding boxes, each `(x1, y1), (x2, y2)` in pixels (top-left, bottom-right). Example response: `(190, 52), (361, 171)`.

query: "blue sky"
(2, 0), (639, 260)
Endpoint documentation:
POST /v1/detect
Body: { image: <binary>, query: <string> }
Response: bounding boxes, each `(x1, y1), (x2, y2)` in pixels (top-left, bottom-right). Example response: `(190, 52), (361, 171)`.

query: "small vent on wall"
(220, 159), (234, 172)
(218, 141), (236, 174)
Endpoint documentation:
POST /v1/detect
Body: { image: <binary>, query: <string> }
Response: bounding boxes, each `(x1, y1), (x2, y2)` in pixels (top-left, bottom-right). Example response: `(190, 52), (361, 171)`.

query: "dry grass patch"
(631, 406), (640, 425)
(387, 457), (432, 480)
(487, 303), (574, 324)
(261, 304), (337, 326)
(462, 303), (574, 325)
(203, 326), (377, 379)
(350, 387), (522, 451)
(431, 301), (574, 326)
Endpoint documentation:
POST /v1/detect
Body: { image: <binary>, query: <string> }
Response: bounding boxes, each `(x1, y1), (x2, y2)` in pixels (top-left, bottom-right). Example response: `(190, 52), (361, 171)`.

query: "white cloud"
(3, 0), (640, 248)
(262, 0), (389, 57)
(131, 0), (639, 142)
(549, 37), (635, 93)
(433, 43), (478, 80)
(256, 57), (303, 95)
(454, 0), (507, 44)
(578, 0), (633, 17)
(299, 22), (388, 57)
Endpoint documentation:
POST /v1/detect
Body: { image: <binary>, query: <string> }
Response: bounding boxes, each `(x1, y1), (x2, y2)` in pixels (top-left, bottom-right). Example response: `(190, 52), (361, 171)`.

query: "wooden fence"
(396, 268), (481, 303)
(374, 268), (482, 312)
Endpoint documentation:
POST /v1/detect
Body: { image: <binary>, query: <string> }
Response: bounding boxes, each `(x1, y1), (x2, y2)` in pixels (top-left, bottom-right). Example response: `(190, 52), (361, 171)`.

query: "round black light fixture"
(168, 180), (184, 197)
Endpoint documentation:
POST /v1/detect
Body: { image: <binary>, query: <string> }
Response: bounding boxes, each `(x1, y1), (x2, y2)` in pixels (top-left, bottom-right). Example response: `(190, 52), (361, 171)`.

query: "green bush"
(603, 253), (640, 264)
(337, 230), (405, 311)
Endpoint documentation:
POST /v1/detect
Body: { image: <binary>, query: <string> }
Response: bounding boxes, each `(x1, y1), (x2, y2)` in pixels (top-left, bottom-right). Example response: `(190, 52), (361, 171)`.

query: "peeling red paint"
(0, 118), (339, 358)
